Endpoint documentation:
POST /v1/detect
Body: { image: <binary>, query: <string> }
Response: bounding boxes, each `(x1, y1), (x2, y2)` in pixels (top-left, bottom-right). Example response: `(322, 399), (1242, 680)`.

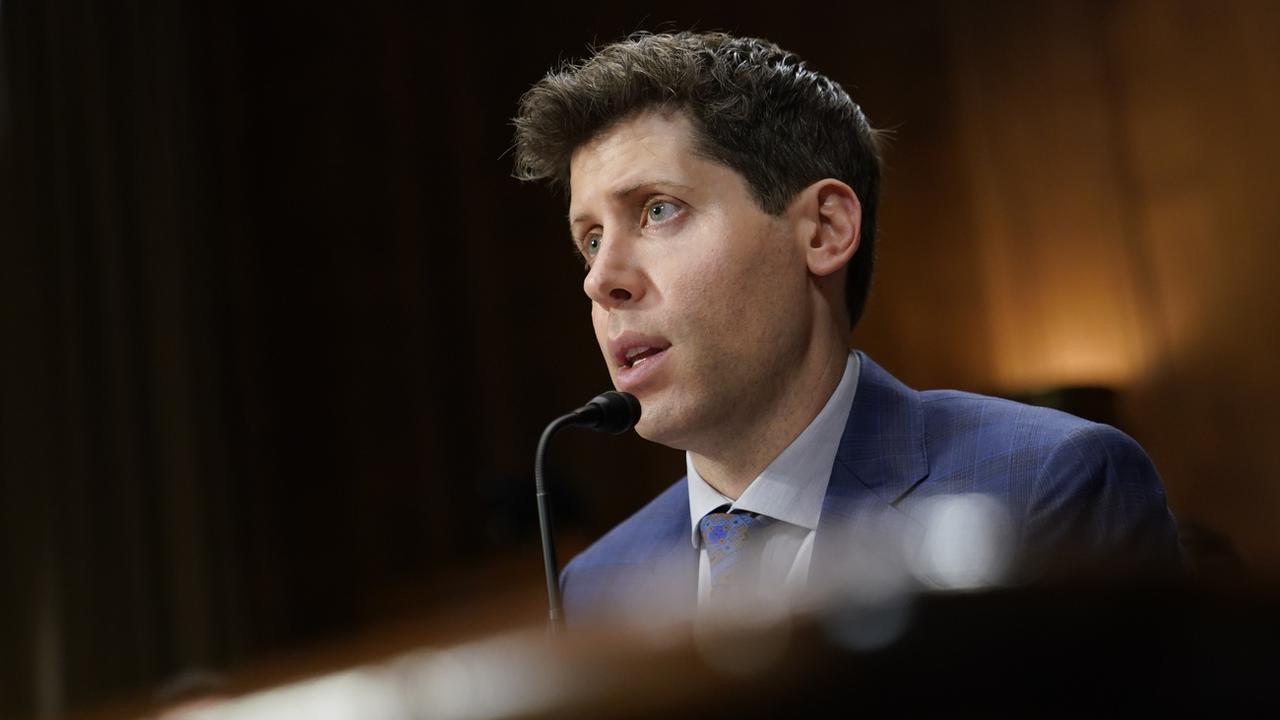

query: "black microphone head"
(582, 391), (642, 434)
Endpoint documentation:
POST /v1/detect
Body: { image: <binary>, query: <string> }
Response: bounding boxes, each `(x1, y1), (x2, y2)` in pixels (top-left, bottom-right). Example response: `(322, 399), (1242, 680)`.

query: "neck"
(689, 335), (849, 500)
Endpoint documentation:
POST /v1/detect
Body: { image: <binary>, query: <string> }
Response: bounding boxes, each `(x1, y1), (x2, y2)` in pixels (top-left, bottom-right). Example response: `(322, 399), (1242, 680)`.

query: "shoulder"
(562, 476), (689, 574)
(913, 387), (1155, 496)
(908, 389), (1181, 571)
(910, 388), (1105, 496)
(559, 477), (693, 625)
(918, 387), (1096, 448)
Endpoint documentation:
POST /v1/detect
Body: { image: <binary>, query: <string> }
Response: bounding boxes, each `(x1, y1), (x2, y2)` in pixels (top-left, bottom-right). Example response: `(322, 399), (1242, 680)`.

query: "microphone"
(535, 391), (641, 633)
(564, 390), (642, 434)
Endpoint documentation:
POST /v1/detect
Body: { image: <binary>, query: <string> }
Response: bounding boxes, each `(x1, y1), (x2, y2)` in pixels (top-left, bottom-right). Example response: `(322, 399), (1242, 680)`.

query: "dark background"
(3, 1), (1278, 717)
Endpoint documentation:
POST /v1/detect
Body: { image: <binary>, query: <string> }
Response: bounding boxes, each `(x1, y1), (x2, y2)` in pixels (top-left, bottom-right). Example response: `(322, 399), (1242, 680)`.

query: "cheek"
(591, 304), (611, 352)
(688, 227), (797, 312)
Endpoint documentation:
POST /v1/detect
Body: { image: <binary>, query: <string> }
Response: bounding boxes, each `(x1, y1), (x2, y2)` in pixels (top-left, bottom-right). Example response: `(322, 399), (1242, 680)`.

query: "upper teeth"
(626, 346), (652, 361)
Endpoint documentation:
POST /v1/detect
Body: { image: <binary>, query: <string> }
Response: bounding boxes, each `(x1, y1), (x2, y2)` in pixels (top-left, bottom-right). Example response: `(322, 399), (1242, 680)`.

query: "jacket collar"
(612, 352), (929, 600)
(812, 351), (931, 572)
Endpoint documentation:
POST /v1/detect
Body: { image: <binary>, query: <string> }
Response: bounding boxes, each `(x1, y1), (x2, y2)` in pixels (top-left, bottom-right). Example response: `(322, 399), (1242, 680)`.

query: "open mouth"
(609, 334), (673, 391)
(622, 345), (669, 369)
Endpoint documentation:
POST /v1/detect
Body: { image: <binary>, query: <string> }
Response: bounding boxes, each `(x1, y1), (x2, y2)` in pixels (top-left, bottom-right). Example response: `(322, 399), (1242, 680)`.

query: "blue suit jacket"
(561, 353), (1182, 624)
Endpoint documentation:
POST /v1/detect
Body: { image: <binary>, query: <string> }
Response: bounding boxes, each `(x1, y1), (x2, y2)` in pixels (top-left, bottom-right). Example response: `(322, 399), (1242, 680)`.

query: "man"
(512, 31), (1182, 626)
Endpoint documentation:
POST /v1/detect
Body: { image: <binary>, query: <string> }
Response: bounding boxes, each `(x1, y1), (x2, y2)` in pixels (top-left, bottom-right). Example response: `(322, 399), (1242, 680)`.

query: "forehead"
(568, 111), (705, 215)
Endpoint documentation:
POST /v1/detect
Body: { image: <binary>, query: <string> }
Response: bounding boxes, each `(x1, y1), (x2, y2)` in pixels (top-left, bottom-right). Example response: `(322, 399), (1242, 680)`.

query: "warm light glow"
(978, 225), (1154, 391)
(1004, 332), (1140, 389)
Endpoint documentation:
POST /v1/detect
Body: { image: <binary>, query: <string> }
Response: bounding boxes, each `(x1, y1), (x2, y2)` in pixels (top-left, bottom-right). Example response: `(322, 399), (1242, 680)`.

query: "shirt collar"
(687, 351), (861, 547)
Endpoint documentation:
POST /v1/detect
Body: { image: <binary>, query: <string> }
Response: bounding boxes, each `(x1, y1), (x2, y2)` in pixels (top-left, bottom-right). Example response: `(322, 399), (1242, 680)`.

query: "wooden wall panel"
(1110, 0), (1280, 567)
(943, 1), (1154, 392)
(932, 0), (1280, 567)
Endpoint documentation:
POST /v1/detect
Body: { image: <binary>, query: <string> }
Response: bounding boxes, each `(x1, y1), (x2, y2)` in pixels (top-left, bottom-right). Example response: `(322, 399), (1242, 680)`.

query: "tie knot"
(698, 509), (774, 553)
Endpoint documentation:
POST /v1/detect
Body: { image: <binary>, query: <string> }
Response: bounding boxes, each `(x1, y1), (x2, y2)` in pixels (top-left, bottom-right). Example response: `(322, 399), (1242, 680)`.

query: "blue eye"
(585, 233), (601, 257)
(647, 201), (677, 223)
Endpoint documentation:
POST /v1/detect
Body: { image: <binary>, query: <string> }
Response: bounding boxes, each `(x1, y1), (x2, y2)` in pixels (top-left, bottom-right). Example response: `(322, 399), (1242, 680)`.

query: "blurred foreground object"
(152, 669), (230, 720)
(183, 577), (1278, 719)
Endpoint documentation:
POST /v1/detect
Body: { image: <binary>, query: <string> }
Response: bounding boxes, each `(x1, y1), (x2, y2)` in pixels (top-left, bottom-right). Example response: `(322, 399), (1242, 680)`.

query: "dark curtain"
(3, 1), (246, 714)
(1, 2), (686, 716)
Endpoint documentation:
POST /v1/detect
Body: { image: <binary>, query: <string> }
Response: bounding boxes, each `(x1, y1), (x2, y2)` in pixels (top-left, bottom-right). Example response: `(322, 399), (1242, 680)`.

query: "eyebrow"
(568, 179), (694, 229)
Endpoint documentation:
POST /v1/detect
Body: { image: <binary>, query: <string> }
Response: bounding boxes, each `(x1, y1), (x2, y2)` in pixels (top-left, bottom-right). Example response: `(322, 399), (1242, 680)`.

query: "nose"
(583, 234), (644, 308)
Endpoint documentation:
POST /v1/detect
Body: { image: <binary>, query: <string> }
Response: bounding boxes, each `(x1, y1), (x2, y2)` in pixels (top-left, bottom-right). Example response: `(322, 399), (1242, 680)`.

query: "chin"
(629, 397), (698, 451)
(632, 413), (664, 443)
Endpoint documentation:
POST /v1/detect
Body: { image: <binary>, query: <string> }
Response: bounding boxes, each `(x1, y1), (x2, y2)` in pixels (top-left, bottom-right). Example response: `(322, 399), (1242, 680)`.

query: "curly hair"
(513, 31), (883, 329)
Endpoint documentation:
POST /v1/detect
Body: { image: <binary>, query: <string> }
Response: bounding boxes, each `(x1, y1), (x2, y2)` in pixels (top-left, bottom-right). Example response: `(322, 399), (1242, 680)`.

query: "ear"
(795, 179), (862, 278)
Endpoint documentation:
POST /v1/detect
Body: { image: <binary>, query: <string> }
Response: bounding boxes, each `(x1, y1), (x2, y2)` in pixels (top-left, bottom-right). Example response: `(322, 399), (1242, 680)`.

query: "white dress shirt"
(686, 351), (861, 610)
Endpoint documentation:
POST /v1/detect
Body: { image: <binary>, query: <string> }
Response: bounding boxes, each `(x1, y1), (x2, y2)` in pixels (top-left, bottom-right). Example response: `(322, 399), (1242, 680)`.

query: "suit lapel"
(619, 481), (698, 617)
(650, 491), (698, 609)
(611, 353), (930, 615)
(812, 352), (930, 573)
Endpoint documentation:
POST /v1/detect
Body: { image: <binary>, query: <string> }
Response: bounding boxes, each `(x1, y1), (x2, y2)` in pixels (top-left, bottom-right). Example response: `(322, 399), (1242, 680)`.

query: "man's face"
(568, 110), (815, 451)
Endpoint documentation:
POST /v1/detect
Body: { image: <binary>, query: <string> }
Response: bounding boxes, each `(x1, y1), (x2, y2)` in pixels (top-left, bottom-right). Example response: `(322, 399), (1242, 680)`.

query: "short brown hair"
(512, 31), (884, 329)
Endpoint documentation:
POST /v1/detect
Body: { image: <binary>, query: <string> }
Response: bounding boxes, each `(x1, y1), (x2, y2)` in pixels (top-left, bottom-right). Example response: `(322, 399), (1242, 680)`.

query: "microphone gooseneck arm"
(536, 391), (641, 634)
(535, 413), (576, 632)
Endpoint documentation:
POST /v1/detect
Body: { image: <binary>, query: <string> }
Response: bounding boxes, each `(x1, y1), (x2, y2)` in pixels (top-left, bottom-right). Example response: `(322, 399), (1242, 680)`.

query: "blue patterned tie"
(698, 507), (775, 602)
